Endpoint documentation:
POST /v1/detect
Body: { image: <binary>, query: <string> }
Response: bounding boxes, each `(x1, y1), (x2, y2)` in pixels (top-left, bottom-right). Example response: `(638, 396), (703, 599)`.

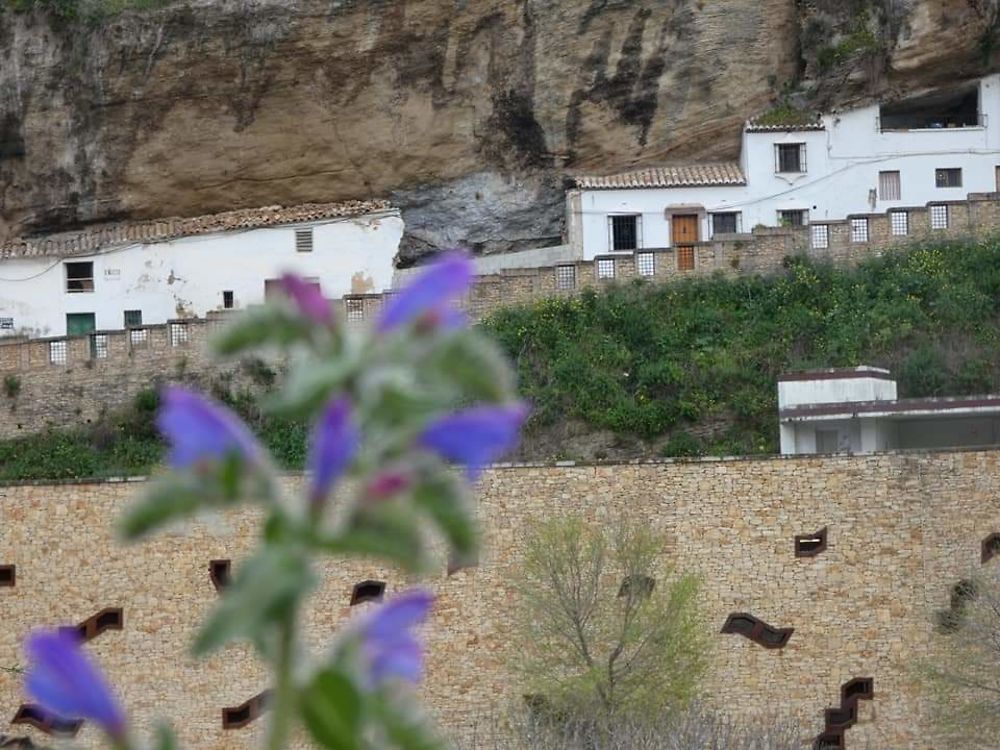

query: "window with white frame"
(778, 209), (807, 227)
(49, 340), (67, 366)
(879, 171), (901, 201)
(345, 298), (366, 322)
(636, 252), (655, 277)
(890, 210), (909, 236)
(555, 265), (576, 290)
(850, 218), (869, 243)
(596, 258), (615, 279)
(811, 224), (829, 249)
(295, 228), (314, 253)
(169, 322), (189, 347)
(609, 215), (640, 251)
(711, 212), (739, 236)
(930, 204), (949, 229)
(775, 143), (806, 173)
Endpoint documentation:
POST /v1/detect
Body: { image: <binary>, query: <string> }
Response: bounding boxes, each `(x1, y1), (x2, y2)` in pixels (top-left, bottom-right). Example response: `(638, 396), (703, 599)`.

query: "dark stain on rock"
(0, 113), (25, 159)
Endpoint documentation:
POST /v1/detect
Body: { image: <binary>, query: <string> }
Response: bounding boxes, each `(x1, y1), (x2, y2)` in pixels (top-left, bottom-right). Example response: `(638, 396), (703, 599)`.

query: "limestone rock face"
(0, 0), (995, 259)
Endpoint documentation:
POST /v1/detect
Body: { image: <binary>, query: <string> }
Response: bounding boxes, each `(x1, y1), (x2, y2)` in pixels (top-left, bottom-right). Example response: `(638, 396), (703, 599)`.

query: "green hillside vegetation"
(485, 237), (1000, 459)
(0, 236), (998, 480)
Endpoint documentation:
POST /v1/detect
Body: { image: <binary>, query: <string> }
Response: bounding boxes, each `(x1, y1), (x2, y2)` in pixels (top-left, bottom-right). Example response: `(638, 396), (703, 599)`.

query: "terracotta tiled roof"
(575, 163), (746, 190)
(745, 115), (825, 132)
(0, 200), (394, 259)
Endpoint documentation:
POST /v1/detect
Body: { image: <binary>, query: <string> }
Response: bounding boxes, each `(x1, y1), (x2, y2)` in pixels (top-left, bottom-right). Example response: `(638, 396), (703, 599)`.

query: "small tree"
(924, 564), (1000, 746)
(512, 514), (708, 729)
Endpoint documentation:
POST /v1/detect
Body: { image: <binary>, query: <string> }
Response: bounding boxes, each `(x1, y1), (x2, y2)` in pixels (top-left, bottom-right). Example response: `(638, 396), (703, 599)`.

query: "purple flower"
(24, 630), (126, 739)
(308, 396), (359, 501)
(157, 387), (262, 469)
(365, 471), (411, 501)
(419, 403), (529, 480)
(360, 589), (434, 686)
(377, 251), (472, 333)
(280, 273), (332, 325)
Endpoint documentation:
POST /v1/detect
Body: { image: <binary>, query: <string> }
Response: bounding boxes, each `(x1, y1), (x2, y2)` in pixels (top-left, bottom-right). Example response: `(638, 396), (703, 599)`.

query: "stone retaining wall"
(0, 450), (998, 748)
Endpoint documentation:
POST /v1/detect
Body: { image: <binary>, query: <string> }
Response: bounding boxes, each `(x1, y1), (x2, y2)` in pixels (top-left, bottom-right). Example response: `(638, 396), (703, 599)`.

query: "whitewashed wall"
(0, 211), (402, 338)
(574, 75), (1000, 259)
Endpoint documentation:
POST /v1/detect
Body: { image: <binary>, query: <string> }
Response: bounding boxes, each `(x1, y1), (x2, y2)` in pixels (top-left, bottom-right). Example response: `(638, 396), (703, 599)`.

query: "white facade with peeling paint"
(0, 207), (402, 338)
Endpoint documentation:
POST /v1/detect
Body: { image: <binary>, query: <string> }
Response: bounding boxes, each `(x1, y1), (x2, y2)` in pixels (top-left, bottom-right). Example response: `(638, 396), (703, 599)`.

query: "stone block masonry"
(1, 450), (999, 748)
(2, 193), (1000, 439)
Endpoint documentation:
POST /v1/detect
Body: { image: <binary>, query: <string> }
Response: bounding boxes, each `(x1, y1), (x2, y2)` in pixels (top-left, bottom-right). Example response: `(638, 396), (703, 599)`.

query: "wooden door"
(672, 214), (698, 271)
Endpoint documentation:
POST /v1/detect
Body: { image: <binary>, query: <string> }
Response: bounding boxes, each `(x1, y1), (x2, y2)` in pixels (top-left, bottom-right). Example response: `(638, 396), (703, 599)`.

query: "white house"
(778, 366), (1000, 455)
(568, 75), (1000, 262)
(0, 200), (402, 338)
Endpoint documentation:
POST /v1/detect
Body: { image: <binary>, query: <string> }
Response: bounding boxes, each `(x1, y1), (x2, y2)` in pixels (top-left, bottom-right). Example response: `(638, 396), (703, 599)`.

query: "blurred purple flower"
(365, 471), (411, 501)
(377, 251), (472, 333)
(24, 630), (126, 739)
(157, 386), (262, 469)
(280, 273), (332, 325)
(360, 589), (434, 686)
(419, 403), (529, 480)
(308, 396), (359, 501)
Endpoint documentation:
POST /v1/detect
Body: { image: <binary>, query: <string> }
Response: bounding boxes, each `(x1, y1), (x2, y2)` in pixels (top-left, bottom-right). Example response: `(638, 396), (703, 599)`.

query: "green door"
(66, 313), (96, 336)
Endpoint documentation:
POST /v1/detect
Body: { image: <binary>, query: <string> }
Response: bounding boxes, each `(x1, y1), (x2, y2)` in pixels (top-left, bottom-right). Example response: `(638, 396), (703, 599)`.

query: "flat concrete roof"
(780, 394), (1000, 421)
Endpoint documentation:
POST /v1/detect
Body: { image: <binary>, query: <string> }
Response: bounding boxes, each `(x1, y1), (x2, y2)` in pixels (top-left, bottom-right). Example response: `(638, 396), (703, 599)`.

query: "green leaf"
(119, 476), (205, 540)
(428, 333), (516, 403)
(413, 474), (478, 557)
(372, 692), (443, 750)
(213, 304), (314, 356)
(313, 503), (426, 572)
(152, 722), (178, 750)
(300, 668), (363, 750)
(193, 547), (314, 656)
(265, 357), (357, 418)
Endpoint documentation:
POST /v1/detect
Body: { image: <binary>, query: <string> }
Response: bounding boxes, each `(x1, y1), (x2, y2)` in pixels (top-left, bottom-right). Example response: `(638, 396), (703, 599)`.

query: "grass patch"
(484, 237), (1000, 457)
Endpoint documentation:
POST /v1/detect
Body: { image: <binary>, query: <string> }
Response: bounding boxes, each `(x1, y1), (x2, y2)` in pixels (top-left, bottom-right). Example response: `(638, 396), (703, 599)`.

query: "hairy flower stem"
(266, 614), (298, 750)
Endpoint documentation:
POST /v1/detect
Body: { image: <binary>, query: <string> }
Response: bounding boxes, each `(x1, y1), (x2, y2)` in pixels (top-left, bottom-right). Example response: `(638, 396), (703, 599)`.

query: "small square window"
(223, 291), (234, 310)
(636, 252), (655, 277)
(778, 209), (807, 227)
(90, 333), (108, 360)
(811, 224), (829, 249)
(169, 322), (189, 347)
(555, 265), (576, 290)
(0, 565), (14, 587)
(596, 258), (615, 279)
(879, 171), (901, 201)
(775, 143), (806, 173)
(123, 310), (142, 328)
(935, 168), (962, 188)
(711, 212), (739, 236)
(610, 215), (639, 251)
(930, 204), (949, 229)
(890, 210), (909, 236)
(850, 218), (869, 243)
(345, 298), (365, 323)
(295, 228), (314, 253)
(49, 340), (67, 366)
(351, 580), (386, 606)
(129, 328), (148, 349)
(65, 262), (94, 293)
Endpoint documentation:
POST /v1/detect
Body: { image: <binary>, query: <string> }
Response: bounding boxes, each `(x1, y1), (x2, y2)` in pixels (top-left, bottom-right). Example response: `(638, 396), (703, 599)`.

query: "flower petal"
(308, 396), (359, 499)
(377, 251), (473, 333)
(24, 630), (126, 737)
(419, 403), (529, 480)
(280, 274), (332, 325)
(157, 387), (262, 469)
(359, 589), (434, 688)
